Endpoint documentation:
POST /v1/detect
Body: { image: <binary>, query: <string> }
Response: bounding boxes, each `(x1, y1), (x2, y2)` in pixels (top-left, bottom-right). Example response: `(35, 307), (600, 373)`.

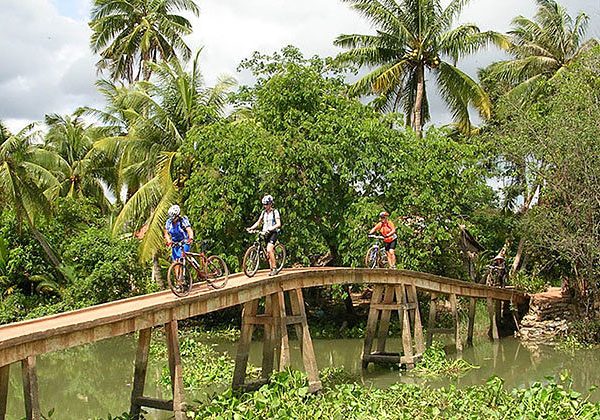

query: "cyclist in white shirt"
(246, 194), (281, 276)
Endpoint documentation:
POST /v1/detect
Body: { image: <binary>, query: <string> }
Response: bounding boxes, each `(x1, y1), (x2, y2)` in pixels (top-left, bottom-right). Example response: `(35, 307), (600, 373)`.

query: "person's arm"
(269, 210), (281, 231)
(248, 213), (262, 231)
(185, 226), (194, 243)
(164, 228), (171, 245)
(369, 222), (381, 235)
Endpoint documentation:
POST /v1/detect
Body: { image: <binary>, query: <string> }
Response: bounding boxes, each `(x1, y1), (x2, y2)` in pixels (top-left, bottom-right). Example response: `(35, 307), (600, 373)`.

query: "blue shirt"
(165, 216), (191, 242)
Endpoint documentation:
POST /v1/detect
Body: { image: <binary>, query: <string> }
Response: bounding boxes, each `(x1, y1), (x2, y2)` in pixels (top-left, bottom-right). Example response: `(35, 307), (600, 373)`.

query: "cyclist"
(246, 194), (282, 276)
(369, 211), (397, 268)
(164, 204), (194, 261)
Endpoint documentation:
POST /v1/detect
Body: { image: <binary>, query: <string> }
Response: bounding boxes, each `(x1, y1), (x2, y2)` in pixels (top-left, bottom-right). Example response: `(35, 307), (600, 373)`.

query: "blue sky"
(2, 0), (599, 132)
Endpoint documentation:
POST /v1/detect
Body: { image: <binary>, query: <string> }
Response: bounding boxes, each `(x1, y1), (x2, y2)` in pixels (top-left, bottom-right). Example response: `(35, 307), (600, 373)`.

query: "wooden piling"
(0, 364), (9, 419)
(21, 356), (40, 420)
(165, 321), (185, 420)
(487, 297), (499, 340)
(467, 298), (476, 346)
(129, 328), (152, 419)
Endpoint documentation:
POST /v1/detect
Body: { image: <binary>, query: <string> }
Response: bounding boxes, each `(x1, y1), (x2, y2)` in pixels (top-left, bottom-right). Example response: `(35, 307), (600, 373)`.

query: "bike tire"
(167, 261), (193, 297)
(274, 243), (286, 273)
(379, 251), (389, 268)
(206, 255), (229, 289)
(365, 246), (379, 269)
(243, 245), (260, 277)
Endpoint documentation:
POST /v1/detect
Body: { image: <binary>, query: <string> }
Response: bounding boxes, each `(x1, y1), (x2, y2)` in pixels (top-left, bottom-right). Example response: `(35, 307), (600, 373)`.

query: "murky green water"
(5, 333), (600, 419)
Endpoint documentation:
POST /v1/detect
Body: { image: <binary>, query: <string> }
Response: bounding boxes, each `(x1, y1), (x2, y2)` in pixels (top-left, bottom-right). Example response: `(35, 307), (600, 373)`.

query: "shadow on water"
(5, 332), (600, 418)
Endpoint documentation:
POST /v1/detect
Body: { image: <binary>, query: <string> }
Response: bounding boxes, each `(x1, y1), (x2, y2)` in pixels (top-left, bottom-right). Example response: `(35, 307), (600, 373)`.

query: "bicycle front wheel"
(206, 255), (229, 289)
(274, 243), (286, 273)
(167, 261), (193, 297)
(243, 245), (260, 277)
(365, 246), (379, 269)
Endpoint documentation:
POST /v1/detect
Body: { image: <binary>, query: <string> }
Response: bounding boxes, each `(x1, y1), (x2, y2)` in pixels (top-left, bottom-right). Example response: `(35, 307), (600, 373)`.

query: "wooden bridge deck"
(0, 267), (527, 367)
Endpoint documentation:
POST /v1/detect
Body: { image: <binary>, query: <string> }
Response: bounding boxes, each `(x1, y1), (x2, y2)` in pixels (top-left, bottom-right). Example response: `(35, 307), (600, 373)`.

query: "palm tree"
(485, 0), (598, 100)
(0, 124), (63, 271)
(89, 0), (200, 84)
(335, 0), (508, 136)
(93, 52), (234, 284)
(44, 112), (116, 211)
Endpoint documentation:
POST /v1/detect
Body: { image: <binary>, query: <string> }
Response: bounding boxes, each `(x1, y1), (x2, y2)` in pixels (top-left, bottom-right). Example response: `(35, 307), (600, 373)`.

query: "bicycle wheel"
(206, 255), (229, 289)
(243, 245), (260, 277)
(379, 251), (389, 268)
(167, 261), (193, 297)
(364, 246), (379, 269)
(274, 243), (286, 273)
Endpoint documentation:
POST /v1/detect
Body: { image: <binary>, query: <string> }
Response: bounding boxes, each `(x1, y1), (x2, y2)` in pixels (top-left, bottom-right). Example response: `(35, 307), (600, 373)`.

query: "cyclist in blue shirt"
(164, 204), (194, 261)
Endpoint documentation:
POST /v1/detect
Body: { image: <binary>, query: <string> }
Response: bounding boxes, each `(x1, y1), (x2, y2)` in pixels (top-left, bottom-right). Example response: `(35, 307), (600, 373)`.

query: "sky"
(1, 0), (599, 133)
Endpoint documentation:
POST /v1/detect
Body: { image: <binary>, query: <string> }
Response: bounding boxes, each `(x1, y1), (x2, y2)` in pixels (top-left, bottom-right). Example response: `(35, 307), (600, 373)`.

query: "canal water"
(4, 333), (600, 419)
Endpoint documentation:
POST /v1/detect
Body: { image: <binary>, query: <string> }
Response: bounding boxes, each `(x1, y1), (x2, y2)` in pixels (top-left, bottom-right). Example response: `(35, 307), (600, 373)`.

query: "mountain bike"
(242, 229), (286, 277)
(166, 240), (229, 297)
(365, 234), (389, 269)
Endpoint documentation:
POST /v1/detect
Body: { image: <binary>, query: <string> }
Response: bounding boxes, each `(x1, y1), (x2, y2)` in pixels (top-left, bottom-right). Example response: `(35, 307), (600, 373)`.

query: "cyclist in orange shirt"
(369, 211), (397, 268)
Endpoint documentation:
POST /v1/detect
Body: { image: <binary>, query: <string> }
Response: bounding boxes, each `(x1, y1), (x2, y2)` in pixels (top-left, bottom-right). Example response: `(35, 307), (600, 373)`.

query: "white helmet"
(261, 194), (274, 205)
(168, 204), (181, 218)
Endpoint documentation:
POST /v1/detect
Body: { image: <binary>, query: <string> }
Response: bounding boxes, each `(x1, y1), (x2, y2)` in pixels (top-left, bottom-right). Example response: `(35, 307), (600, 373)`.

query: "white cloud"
(1, 0), (599, 131)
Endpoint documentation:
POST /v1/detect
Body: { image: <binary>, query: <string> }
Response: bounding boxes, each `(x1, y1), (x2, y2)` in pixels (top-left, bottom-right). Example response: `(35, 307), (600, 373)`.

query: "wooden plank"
(261, 295), (275, 380)
(410, 284), (425, 354)
(467, 298), (476, 346)
(292, 289), (322, 393)
(487, 297), (499, 340)
(449, 294), (462, 352)
(130, 328), (152, 419)
(0, 364), (9, 419)
(134, 396), (173, 411)
(21, 356), (40, 420)
(376, 285), (395, 353)
(397, 285), (414, 368)
(277, 291), (291, 370)
(361, 285), (384, 368)
(426, 293), (437, 347)
(232, 299), (258, 389)
(165, 321), (185, 420)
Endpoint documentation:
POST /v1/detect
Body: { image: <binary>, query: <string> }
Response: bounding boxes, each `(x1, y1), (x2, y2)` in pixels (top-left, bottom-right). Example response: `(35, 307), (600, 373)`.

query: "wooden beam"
(277, 291), (290, 370)
(397, 285), (414, 368)
(21, 356), (40, 420)
(426, 293), (437, 348)
(165, 321), (185, 420)
(130, 328), (152, 419)
(261, 295), (275, 380)
(361, 285), (384, 369)
(487, 297), (499, 340)
(290, 289), (321, 393)
(467, 298), (476, 346)
(449, 293), (462, 352)
(0, 364), (9, 419)
(410, 284), (425, 354)
(376, 285), (395, 353)
(232, 299), (258, 389)
(134, 396), (173, 411)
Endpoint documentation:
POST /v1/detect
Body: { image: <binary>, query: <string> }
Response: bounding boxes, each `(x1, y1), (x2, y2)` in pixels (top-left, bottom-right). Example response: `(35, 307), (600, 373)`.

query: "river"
(4, 333), (599, 419)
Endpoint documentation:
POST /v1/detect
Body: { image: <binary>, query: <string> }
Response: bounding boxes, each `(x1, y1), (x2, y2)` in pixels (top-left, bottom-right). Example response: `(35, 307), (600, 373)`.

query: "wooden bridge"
(0, 267), (528, 419)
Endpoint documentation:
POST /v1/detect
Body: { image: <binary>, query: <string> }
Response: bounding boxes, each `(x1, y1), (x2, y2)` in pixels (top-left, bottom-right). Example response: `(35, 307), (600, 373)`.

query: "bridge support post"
(487, 298), (500, 340)
(426, 293), (463, 352)
(467, 298), (476, 346)
(21, 356), (40, 420)
(128, 322), (185, 420)
(0, 364), (9, 419)
(362, 284), (424, 369)
(233, 289), (321, 393)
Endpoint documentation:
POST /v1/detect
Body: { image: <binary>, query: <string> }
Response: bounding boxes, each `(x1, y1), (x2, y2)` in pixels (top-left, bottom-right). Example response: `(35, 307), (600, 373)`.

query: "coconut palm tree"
(44, 112), (117, 211)
(0, 124), (63, 271)
(485, 0), (597, 101)
(335, 0), (508, 136)
(93, 52), (235, 284)
(89, 0), (200, 84)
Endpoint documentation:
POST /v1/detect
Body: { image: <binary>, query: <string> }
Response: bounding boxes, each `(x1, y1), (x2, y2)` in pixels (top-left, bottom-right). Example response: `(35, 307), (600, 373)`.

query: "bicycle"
(365, 235), (389, 269)
(166, 240), (229, 297)
(242, 229), (286, 277)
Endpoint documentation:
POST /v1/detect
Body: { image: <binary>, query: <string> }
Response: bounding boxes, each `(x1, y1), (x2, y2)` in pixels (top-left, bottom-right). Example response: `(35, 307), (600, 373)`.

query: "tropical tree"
(89, 0), (200, 83)
(335, 0), (508, 136)
(44, 112), (116, 211)
(94, 52), (234, 284)
(0, 124), (63, 272)
(484, 0), (598, 101)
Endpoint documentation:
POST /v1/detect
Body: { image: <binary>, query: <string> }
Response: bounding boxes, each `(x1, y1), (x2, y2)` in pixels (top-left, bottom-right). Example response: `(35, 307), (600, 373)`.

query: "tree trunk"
(23, 211), (64, 280)
(412, 64), (425, 138)
(509, 185), (540, 278)
(152, 253), (164, 288)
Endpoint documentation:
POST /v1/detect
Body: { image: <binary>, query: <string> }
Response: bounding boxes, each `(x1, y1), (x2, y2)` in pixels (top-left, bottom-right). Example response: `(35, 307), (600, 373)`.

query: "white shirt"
(262, 209), (281, 232)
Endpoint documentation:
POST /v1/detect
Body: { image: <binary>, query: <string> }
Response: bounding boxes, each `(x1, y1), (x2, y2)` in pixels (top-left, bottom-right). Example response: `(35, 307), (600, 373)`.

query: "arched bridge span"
(0, 267), (528, 419)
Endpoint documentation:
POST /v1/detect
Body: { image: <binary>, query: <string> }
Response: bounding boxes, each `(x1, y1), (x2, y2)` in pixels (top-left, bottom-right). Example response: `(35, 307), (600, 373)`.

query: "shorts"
(171, 242), (191, 260)
(384, 239), (397, 252)
(264, 230), (279, 245)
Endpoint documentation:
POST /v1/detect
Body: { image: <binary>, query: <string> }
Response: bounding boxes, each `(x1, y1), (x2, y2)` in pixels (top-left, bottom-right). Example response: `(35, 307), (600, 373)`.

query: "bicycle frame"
(174, 241), (209, 281)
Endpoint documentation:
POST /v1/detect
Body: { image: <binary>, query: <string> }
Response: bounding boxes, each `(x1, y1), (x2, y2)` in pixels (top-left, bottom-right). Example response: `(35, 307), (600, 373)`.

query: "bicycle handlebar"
(368, 234), (385, 240)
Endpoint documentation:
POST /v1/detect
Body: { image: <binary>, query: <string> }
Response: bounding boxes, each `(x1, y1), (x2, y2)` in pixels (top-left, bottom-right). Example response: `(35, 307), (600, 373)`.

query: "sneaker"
(269, 269), (277, 276)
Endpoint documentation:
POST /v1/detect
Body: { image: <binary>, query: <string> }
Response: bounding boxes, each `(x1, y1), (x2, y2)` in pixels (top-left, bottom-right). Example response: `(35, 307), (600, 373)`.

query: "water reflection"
(5, 333), (600, 419)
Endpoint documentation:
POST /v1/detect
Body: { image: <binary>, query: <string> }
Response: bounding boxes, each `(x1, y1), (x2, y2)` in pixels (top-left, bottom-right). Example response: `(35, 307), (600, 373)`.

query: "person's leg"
(388, 249), (396, 268)
(267, 242), (276, 270)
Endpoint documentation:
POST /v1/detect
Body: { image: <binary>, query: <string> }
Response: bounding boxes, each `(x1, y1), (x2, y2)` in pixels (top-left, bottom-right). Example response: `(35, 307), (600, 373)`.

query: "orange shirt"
(373, 220), (396, 243)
